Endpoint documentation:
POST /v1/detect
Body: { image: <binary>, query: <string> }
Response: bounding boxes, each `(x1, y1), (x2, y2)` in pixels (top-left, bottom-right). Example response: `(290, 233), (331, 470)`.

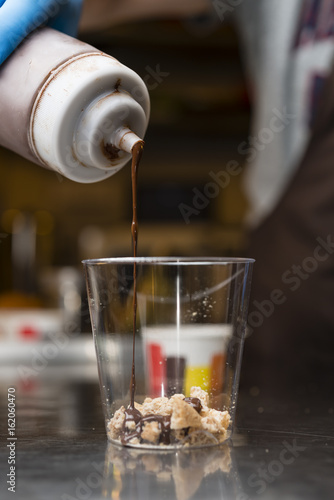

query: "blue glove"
(0, 0), (83, 65)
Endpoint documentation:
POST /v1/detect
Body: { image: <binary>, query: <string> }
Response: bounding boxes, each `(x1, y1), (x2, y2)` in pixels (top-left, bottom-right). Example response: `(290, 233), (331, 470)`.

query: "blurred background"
(0, 16), (251, 335)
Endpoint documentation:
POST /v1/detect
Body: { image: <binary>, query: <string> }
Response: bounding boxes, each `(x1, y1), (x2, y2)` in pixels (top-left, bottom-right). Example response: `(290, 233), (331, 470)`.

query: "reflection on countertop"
(104, 442), (233, 500)
(0, 363), (333, 500)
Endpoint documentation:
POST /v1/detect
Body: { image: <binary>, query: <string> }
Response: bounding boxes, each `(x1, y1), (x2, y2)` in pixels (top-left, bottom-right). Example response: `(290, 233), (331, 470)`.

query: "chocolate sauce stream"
(130, 141), (144, 408)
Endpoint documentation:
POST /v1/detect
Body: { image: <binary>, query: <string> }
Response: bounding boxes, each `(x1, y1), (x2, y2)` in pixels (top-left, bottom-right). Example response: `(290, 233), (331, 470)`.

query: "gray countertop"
(0, 359), (333, 500)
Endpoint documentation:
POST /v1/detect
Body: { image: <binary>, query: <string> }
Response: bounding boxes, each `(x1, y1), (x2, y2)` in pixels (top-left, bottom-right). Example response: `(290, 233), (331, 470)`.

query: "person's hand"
(0, 0), (83, 65)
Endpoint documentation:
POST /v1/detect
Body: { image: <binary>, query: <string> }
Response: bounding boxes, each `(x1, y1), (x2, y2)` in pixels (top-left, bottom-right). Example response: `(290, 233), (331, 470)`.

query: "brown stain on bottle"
(102, 142), (120, 162)
(114, 78), (121, 91)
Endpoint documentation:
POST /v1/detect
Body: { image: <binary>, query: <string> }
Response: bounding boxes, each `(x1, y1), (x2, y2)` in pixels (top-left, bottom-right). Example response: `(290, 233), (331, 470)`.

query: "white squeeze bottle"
(0, 28), (150, 182)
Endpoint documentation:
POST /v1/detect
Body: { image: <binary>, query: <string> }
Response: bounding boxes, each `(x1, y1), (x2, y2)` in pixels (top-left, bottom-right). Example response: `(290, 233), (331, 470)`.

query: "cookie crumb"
(141, 421), (161, 443)
(171, 398), (202, 430)
(190, 386), (209, 407)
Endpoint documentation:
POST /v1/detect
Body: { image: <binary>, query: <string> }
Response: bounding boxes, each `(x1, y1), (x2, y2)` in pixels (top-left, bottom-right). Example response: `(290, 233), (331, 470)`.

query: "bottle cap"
(75, 92), (146, 170)
(30, 53), (150, 183)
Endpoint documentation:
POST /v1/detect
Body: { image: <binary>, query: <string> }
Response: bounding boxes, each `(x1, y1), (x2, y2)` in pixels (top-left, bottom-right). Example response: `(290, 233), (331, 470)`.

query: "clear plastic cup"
(83, 257), (254, 449)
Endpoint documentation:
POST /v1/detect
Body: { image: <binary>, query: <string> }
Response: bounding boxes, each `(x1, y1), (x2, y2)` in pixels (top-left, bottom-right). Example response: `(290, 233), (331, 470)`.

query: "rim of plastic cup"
(82, 256), (255, 266)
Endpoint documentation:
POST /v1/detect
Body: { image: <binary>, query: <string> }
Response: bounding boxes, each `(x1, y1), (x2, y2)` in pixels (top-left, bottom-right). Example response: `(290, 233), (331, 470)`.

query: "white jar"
(0, 28), (150, 183)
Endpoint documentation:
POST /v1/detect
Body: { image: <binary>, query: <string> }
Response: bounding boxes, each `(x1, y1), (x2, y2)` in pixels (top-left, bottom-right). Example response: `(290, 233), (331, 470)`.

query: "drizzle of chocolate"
(121, 407), (143, 444)
(129, 141), (144, 409)
(120, 398), (201, 445)
(121, 410), (171, 445)
(125, 407), (142, 424)
(141, 414), (172, 445)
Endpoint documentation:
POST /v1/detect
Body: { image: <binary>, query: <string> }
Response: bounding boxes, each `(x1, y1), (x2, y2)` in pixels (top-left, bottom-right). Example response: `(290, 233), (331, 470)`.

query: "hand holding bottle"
(0, 0), (83, 65)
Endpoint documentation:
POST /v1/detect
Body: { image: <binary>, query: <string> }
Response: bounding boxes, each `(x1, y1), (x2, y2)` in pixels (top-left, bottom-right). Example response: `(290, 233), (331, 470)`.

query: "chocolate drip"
(121, 407), (143, 444)
(129, 141), (144, 408)
(121, 408), (172, 445)
(141, 414), (171, 445)
(184, 397), (202, 414)
(124, 407), (142, 424)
